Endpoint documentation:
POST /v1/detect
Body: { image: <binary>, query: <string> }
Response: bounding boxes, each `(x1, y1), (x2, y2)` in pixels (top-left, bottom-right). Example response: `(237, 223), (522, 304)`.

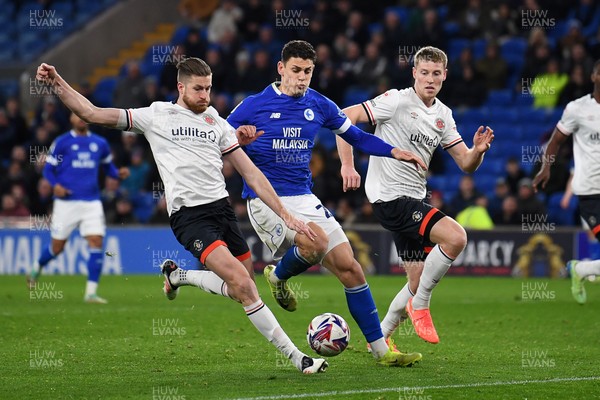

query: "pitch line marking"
(231, 376), (600, 400)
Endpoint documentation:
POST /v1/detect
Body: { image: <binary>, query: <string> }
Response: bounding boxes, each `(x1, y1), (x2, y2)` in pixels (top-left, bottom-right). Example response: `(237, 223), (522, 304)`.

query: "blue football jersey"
(44, 131), (117, 201)
(227, 83), (351, 198)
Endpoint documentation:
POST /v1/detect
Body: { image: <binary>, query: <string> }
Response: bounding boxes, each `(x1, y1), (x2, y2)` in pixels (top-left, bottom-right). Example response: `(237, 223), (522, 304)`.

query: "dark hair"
(177, 57), (211, 82)
(281, 40), (317, 64)
(594, 59), (600, 72)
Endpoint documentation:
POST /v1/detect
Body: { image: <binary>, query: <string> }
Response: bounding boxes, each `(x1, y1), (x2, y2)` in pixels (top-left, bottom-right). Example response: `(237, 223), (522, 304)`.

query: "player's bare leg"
(322, 242), (422, 366)
(264, 222), (328, 311)
(407, 217), (466, 344)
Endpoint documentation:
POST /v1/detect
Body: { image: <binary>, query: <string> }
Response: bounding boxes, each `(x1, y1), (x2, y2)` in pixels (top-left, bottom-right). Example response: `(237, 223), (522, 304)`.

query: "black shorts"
(169, 198), (251, 265)
(372, 197), (446, 262)
(578, 194), (600, 239)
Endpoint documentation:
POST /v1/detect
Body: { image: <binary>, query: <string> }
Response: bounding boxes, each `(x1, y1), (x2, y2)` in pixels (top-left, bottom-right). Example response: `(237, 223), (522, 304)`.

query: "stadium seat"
(484, 90), (513, 106)
(342, 88), (370, 108)
(447, 38), (470, 59)
(93, 77), (117, 108)
(472, 38), (487, 58)
(500, 38), (527, 57)
(170, 26), (190, 45)
(547, 192), (577, 226)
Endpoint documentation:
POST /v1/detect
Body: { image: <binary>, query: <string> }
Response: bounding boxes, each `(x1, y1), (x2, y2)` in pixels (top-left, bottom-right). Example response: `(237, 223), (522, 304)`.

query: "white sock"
(575, 260), (600, 278)
(369, 337), (389, 358)
(412, 245), (454, 309)
(85, 281), (98, 296)
(381, 283), (413, 339)
(174, 269), (230, 298)
(243, 299), (304, 370)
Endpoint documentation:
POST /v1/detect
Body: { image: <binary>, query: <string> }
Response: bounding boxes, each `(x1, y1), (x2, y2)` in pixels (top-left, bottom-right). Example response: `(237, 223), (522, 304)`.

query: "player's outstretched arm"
(448, 126), (494, 173)
(532, 127), (568, 193)
(336, 105), (372, 192)
(36, 63), (121, 127)
(224, 149), (316, 240)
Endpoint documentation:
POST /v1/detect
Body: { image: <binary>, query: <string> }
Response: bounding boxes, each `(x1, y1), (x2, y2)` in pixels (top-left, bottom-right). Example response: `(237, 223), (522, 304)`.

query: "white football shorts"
(247, 194), (348, 260)
(51, 199), (106, 240)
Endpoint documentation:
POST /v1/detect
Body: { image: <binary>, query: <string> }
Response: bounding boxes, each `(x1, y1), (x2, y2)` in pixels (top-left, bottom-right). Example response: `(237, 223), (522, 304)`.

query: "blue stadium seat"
(484, 90), (513, 106)
(170, 26), (190, 45)
(472, 38), (487, 58)
(131, 193), (156, 223)
(547, 192), (577, 226)
(447, 38), (470, 59)
(93, 77), (117, 108)
(342, 88), (370, 108)
(501, 38), (527, 57)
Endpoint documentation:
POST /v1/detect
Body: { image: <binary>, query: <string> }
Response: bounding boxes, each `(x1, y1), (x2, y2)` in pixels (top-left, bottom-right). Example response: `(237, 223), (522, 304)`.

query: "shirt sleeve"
(321, 96), (351, 134)
(440, 111), (463, 150)
(556, 101), (577, 136)
(119, 105), (155, 134)
(219, 118), (241, 155)
(227, 98), (252, 129)
(360, 89), (400, 125)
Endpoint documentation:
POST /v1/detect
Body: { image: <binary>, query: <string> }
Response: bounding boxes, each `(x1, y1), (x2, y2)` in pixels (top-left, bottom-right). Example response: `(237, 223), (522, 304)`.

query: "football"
(306, 313), (350, 357)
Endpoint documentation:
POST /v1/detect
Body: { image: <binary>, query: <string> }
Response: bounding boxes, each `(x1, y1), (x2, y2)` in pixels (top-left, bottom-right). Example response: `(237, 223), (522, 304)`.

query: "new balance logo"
(270, 113), (281, 119)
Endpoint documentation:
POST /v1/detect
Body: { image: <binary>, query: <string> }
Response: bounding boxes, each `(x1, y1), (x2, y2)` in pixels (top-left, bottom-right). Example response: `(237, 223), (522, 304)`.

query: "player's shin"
(85, 248), (103, 296)
(344, 283), (387, 358)
(38, 244), (56, 270)
(244, 299), (303, 367)
(181, 269), (231, 298)
(381, 283), (413, 338)
(412, 245), (454, 309)
(273, 246), (313, 280)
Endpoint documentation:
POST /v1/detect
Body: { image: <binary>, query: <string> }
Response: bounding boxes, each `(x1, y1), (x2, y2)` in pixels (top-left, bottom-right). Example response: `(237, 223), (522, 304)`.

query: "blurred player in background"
(228, 40), (426, 367)
(339, 46), (494, 344)
(35, 58), (329, 374)
(533, 59), (600, 305)
(27, 113), (129, 303)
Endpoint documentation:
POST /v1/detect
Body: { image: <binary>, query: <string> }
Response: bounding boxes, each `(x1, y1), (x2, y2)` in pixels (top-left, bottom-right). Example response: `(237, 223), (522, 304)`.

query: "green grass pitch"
(2, 274), (599, 399)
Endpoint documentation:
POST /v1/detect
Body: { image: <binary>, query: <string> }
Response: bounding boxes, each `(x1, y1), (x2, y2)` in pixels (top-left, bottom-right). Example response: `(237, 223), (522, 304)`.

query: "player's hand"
(391, 148), (428, 171)
(36, 63), (58, 84)
(473, 126), (494, 153)
(53, 183), (71, 198)
(118, 167), (130, 180)
(236, 125), (264, 146)
(341, 164), (361, 192)
(532, 168), (550, 193)
(282, 212), (316, 241)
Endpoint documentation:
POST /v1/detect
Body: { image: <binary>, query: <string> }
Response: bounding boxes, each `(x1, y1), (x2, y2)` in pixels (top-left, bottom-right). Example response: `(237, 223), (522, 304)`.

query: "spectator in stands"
(559, 64), (592, 105)
(505, 157), (527, 195)
(354, 199), (378, 224)
(148, 196), (169, 225)
(239, 0), (267, 42)
(207, 0), (242, 44)
(0, 108), (17, 163)
(159, 45), (185, 100)
(475, 41), (509, 91)
(120, 148), (150, 197)
(414, 8), (445, 51)
(301, 17), (331, 49)
(446, 64), (486, 108)
(109, 197), (138, 225)
(456, 194), (494, 230)
(387, 57), (414, 94)
(488, 178), (510, 218)
(248, 49), (273, 93)
(5, 97), (30, 145)
(448, 175), (482, 217)
(427, 189), (451, 216)
(338, 41), (361, 88)
(563, 43), (595, 78)
(354, 42), (388, 89)
(459, 0), (486, 39)
(531, 58), (569, 108)
(487, 3), (519, 41)
(589, 26), (600, 60)
(113, 61), (145, 108)
(516, 177), (546, 221)
(34, 96), (69, 134)
(29, 178), (53, 216)
(381, 9), (405, 62)
(183, 28), (206, 58)
(140, 76), (164, 106)
(230, 51), (255, 96)
(256, 24), (282, 64)
(559, 19), (587, 59)
(345, 11), (370, 48)
(0, 193), (29, 217)
(493, 195), (520, 225)
(449, 47), (475, 81)
(204, 46), (228, 91)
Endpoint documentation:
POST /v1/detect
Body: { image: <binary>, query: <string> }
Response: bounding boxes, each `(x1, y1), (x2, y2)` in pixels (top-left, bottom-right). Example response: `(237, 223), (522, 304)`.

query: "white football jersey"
(362, 88), (462, 202)
(556, 94), (600, 196)
(120, 102), (239, 215)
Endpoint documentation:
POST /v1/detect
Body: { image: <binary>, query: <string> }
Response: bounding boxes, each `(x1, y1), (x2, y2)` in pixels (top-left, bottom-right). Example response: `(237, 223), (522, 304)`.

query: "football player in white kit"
(35, 58), (329, 374)
(534, 59), (600, 304)
(338, 46), (494, 344)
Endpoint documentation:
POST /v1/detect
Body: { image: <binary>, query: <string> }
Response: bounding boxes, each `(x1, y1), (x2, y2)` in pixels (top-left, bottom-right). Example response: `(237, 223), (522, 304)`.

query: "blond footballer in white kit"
(35, 57), (329, 374)
(534, 59), (600, 305)
(338, 46), (494, 345)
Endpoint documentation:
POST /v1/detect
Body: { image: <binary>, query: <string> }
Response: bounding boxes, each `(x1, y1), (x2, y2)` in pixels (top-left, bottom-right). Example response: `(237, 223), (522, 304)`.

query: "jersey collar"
(271, 82), (307, 97)
(411, 86), (436, 107)
(69, 130), (91, 137)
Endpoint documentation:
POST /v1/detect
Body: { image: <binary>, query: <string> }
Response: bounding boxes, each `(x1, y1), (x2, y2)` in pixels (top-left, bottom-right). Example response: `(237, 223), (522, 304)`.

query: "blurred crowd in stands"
(1, 0), (599, 228)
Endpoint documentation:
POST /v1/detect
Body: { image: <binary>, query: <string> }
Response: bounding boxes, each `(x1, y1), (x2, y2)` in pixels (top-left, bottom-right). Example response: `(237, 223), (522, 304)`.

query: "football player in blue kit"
(227, 40), (427, 366)
(27, 112), (129, 303)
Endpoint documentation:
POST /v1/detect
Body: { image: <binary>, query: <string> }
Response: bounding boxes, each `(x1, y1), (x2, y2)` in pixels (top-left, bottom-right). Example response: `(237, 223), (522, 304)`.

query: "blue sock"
(345, 283), (384, 343)
(273, 246), (313, 280)
(87, 249), (103, 283)
(38, 245), (55, 268)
